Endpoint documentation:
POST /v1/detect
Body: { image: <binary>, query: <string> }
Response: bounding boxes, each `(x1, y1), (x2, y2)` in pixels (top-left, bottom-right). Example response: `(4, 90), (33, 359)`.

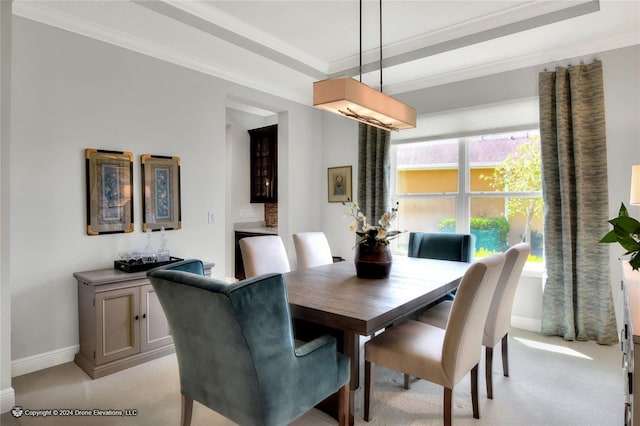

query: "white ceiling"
(12, 1), (640, 108)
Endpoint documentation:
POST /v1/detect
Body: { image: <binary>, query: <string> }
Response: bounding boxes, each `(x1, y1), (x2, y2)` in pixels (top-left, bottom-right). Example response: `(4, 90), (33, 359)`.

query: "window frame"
(391, 131), (543, 267)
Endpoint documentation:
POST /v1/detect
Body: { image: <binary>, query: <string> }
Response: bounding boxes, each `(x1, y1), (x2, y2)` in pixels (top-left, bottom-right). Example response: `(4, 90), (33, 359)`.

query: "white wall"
(7, 16), (324, 375)
(1, 0), (15, 413)
(320, 114), (359, 260)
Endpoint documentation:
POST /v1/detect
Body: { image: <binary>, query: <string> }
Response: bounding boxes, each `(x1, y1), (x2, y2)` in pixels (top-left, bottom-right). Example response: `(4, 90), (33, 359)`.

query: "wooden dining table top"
(284, 255), (472, 337)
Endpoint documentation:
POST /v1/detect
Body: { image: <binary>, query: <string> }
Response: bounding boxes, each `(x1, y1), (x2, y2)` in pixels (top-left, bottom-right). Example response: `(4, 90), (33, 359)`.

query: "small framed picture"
(85, 149), (134, 235)
(328, 165), (352, 203)
(141, 154), (181, 232)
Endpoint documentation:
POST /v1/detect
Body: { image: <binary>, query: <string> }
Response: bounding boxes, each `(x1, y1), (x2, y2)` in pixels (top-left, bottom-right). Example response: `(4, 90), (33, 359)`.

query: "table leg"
(342, 331), (359, 426)
(342, 331), (359, 390)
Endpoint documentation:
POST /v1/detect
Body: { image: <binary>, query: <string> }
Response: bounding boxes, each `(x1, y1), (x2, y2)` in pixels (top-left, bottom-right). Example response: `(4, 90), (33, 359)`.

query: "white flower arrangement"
(343, 201), (404, 246)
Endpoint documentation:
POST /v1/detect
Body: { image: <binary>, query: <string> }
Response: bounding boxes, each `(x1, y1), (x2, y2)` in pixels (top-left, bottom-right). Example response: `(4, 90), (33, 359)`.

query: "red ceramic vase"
(354, 242), (392, 279)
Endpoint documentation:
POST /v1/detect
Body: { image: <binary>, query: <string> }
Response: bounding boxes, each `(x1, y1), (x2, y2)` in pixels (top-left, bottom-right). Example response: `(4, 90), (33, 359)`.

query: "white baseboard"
(512, 316), (541, 333)
(12, 345), (78, 378)
(1, 387), (15, 414)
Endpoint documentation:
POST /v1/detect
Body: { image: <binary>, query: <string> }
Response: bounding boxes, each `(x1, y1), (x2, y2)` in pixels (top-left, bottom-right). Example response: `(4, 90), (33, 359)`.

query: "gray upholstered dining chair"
(418, 243), (531, 399)
(407, 231), (476, 305)
(240, 235), (291, 278)
(407, 231), (476, 263)
(293, 231), (334, 269)
(147, 259), (350, 426)
(363, 253), (505, 425)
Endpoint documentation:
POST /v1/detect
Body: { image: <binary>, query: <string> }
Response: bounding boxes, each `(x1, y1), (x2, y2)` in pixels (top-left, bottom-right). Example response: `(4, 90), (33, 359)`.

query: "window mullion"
(457, 138), (470, 233)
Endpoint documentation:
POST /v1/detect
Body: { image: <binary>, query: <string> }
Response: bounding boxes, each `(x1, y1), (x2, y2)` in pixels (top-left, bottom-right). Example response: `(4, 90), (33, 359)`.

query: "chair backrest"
(442, 253), (505, 383)
(483, 243), (530, 347)
(240, 235), (291, 278)
(407, 232), (475, 262)
(147, 259), (329, 426)
(293, 232), (334, 269)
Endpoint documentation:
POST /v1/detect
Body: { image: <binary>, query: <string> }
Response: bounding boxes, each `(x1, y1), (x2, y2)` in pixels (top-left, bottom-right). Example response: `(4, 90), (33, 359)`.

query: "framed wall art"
(327, 165), (352, 203)
(85, 149), (134, 235)
(141, 154), (181, 232)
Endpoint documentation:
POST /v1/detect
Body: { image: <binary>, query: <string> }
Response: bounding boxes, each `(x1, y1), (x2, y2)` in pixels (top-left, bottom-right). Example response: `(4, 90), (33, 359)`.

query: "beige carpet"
(2, 328), (621, 425)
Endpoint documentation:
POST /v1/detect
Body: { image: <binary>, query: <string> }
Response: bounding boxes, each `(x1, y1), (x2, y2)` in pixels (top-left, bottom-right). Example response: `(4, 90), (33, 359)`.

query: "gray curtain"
(538, 60), (617, 344)
(357, 123), (390, 223)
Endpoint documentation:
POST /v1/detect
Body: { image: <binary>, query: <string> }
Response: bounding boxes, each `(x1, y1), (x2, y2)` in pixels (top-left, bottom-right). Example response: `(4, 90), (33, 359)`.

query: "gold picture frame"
(85, 149), (134, 235)
(328, 165), (352, 203)
(141, 154), (181, 232)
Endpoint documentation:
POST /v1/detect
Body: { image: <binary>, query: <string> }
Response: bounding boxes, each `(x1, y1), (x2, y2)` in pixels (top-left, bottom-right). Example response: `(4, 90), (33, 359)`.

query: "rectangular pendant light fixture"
(313, 77), (416, 131)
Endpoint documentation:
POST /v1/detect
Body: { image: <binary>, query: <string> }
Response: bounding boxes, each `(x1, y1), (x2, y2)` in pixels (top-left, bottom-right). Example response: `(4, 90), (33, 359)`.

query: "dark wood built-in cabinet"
(74, 263), (213, 378)
(249, 124), (277, 203)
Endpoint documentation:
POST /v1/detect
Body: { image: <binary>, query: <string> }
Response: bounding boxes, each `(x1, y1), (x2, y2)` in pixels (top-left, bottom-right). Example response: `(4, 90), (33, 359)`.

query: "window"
(391, 130), (543, 263)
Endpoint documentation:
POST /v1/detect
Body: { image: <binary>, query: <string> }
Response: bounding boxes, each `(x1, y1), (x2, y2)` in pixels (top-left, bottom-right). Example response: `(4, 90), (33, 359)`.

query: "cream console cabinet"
(74, 262), (213, 379)
(623, 262), (640, 425)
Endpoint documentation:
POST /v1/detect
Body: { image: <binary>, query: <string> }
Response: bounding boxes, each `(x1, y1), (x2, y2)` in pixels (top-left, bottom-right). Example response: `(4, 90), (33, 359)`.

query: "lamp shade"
(631, 164), (640, 205)
(313, 77), (416, 131)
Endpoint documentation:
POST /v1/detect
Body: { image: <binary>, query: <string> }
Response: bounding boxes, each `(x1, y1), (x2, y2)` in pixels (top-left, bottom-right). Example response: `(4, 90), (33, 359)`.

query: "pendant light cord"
(379, 0), (383, 92)
(359, 0), (362, 82)
(359, 0), (384, 91)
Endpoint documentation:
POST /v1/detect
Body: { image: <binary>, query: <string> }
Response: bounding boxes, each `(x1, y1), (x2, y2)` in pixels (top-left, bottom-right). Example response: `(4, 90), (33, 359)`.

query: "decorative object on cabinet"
(249, 124), (277, 203)
(73, 262), (213, 378)
(114, 256), (184, 273)
(141, 154), (181, 232)
(622, 261), (640, 425)
(85, 149), (134, 235)
(264, 202), (278, 227)
(328, 166), (352, 203)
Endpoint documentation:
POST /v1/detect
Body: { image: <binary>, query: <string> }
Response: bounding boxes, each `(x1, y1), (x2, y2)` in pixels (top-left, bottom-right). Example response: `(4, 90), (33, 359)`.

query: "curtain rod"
(543, 58), (600, 72)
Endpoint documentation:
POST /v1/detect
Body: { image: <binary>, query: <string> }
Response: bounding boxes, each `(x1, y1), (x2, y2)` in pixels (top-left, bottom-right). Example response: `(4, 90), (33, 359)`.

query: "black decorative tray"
(114, 257), (184, 273)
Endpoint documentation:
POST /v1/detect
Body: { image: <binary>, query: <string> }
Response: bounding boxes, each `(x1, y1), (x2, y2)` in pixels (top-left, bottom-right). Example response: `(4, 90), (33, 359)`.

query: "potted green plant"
(600, 203), (640, 270)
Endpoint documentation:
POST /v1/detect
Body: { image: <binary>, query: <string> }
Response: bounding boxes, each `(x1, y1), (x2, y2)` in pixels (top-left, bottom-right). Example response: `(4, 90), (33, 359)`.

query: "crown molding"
(386, 31), (640, 96)
(134, 0), (327, 79)
(328, 0), (601, 78)
(12, 0), (310, 105)
(161, 0), (328, 74)
(11, 0), (636, 105)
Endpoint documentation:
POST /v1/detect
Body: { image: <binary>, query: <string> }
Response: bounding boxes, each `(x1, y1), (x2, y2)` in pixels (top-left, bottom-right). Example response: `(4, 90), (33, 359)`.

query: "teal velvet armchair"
(407, 232), (476, 262)
(147, 259), (350, 426)
(408, 232), (476, 303)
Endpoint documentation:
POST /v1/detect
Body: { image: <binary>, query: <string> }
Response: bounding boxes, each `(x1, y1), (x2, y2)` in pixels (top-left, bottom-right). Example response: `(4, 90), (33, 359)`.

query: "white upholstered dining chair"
(292, 232), (334, 269)
(363, 253), (505, 425)
(239, 235), (291, 278)
(418, 243), (530, 399)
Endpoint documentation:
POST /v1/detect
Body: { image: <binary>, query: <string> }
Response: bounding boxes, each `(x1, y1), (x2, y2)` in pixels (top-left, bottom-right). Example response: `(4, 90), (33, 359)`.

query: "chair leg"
(337, 383), (349, 426)
(364, 360), (372, 422)
(502, 333), (509, 377)
(181, 395), (193, 426)
(404, 373), (411, 390)
(444, 387), (452, 426)
(485, 346), (494, 399)
(471, 364), (480, 419)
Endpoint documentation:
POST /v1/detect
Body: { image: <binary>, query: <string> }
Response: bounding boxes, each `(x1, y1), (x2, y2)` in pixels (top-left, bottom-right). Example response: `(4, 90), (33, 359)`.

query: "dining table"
(283, 255), (471, 423)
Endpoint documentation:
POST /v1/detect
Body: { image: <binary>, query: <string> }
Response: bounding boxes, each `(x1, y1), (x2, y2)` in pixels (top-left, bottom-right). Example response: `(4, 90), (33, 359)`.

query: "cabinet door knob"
(142, 313), (146, 319)
(135, 315), (139, 321)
